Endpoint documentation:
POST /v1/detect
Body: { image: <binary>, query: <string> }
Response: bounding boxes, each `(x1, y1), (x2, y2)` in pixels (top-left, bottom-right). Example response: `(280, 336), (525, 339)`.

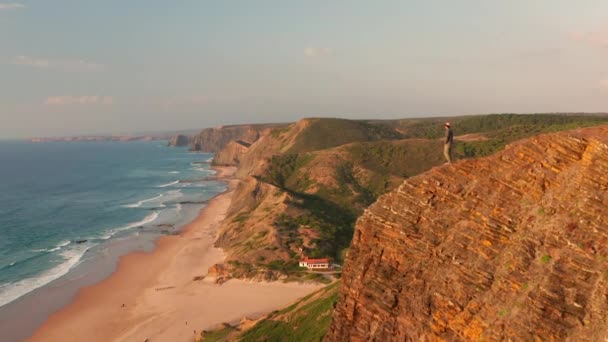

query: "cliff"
(190, 124), (285, 152)
(30, 135), (167, 143)
(212, 140), (251, 166)
(326, 126), (608, 341)
(209, 116), (608, 285)
(167, 134), (190, 147)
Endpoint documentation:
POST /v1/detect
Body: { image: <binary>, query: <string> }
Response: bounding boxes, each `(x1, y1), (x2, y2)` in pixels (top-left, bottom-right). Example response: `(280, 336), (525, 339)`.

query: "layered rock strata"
(326, 126), (608, 341)
(190, 124), (285, 152)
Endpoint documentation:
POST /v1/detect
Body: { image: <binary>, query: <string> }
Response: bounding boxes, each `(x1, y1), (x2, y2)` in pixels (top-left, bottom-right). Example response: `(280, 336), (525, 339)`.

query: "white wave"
(169, 171), (180, 174)
(205, 157), (213, 162)
(57, 240), (71, 248)
(122, 194), (163, 208)
(0, 243), (92, 308)
(30, 240), (72, 253)
(99, 232), (113, 240)
(191, 167), (214, 173)
(107, 211), (160, 236)
(175, 203), (182, 212)
(158, 180), (179, 188)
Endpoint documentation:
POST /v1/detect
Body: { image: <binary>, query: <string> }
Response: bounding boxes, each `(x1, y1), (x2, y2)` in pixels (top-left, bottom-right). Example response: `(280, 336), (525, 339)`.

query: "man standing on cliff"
(443, 122), (454, 164)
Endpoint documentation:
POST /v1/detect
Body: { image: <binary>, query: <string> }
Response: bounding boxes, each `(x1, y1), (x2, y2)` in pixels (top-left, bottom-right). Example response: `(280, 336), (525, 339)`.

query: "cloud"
(12, 56), (105, 70)
(0, 3), (24, 10)
(45, 96), (114, 106)
(304, 47), (331, 58)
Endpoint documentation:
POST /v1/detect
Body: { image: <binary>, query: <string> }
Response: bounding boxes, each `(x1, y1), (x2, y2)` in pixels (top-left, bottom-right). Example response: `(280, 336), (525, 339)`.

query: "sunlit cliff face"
(327, 126), (608, 341)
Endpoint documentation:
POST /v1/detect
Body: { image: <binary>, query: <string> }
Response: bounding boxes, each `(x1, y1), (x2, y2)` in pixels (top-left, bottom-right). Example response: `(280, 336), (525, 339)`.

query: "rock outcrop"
(326, 126), (608, 341)
(212, 140), (251, 166)
(190, 124), (285, 152)
(167, 134), (190, 147)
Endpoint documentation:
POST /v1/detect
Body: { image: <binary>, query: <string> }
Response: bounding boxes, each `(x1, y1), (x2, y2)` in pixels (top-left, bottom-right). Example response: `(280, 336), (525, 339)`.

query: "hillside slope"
(212, 119), (442, 281)
(326, 126), (608, 341)
(189, 124), (287, 152)
(210, 116), (608, 283)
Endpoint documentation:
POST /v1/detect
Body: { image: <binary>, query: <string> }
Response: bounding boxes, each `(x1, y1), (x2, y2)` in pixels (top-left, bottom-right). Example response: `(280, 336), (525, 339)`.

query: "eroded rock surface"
(326, 126), (608, 341)
(212, 140), (251, 166)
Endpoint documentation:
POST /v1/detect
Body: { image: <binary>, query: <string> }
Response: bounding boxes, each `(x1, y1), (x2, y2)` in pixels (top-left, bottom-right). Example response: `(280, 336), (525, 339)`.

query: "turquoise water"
(0, 140), (223, 307)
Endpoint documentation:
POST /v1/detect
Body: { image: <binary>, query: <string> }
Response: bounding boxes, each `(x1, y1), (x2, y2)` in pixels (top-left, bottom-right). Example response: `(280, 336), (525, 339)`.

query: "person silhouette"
(443, 122), (454, 164)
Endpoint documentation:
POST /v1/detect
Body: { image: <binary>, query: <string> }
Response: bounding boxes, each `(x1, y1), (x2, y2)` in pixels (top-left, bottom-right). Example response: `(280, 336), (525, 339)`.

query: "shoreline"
(26, 166), (322, 342)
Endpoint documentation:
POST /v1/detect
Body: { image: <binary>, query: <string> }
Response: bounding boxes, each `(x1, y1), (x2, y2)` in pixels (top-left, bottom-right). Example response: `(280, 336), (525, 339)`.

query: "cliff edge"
(326, 126), (608, 341)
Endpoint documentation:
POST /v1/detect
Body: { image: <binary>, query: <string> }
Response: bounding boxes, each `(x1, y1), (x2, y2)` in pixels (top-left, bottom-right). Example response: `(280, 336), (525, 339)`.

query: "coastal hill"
(204, 114), (608, 284)
(169, 124), (288, 152)
(325, 125), (608, 341)
(198, 117), (608, 341)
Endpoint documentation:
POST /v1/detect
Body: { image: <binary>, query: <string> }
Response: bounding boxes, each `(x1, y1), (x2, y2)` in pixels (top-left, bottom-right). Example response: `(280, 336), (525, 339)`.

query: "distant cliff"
(189, 124), (286, 152)
(167, 134), (190, 147)
(326, 126), (608, 341)
(30, 135), (166, 143)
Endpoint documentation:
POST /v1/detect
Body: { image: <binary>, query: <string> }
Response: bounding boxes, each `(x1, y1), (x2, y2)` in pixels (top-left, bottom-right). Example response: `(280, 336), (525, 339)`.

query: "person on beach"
(443, 122), (454, 164)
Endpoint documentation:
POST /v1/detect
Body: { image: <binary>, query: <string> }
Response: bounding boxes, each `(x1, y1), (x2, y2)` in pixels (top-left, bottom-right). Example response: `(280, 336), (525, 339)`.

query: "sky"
(1, 1), (608, 138)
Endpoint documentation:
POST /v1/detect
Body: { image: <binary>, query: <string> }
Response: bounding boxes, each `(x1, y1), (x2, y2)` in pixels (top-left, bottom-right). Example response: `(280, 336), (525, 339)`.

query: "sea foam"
(0, 243), (92, 307)
(122, 194), (163, 208)
(158, 180), (179, 188)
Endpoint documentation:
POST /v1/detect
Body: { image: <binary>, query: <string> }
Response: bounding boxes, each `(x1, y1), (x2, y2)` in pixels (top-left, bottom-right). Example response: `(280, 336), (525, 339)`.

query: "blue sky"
(1, 1), (607, 138)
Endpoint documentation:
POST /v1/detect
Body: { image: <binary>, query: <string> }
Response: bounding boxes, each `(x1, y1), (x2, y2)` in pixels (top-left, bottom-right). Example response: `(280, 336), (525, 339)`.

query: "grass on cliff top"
(287, 118), (402, 153)
(202, 325), (239, 342)
(237, 281), (340, 342)
(258, 114), (608, 268)
(384, 113), (608, 139)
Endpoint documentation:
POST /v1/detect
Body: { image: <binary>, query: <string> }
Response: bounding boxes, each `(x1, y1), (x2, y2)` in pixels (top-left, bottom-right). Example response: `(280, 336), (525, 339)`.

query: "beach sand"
(27, 166), (323, 342)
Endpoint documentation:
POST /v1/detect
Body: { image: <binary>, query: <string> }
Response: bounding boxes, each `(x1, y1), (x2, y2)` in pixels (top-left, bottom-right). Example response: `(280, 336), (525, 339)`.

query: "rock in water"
(326, 126), (608, 341)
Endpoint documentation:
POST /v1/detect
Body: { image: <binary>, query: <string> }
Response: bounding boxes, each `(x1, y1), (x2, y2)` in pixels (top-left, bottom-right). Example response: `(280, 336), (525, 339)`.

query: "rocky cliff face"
(326, 126), (608, 341)
(167, 134), (190, 147)
(212, 140), (251, 166)
(190, 124), (285, 152)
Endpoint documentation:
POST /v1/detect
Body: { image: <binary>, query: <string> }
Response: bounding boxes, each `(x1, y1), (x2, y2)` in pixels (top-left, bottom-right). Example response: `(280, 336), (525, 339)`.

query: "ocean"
(0, 140), (224, 310)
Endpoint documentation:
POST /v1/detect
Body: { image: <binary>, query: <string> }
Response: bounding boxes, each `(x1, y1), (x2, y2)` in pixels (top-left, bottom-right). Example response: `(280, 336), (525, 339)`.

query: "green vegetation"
(347, 139), (445, 194)
(232, 212), (250, 223)
(270, 127), (290, 138)
(263, 154), (314, 189)
(498, 308), (511, 317)
(287, 118), (402, 153)
(239, 282), (340, 342)
(540, 255), (552, 264)
(275, 193), (357, 263)
(259, 114), (608, 268)
(202, 324), (239, 342)
(386, 113), (608, 139)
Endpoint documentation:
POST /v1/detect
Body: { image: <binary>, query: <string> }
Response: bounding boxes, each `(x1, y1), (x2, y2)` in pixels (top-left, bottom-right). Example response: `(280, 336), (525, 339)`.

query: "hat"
(444, 122), (451, 127)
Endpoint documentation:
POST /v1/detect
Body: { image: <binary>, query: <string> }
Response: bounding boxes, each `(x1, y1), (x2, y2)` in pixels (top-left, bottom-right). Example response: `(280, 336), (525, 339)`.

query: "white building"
(299, 257), (330, 270)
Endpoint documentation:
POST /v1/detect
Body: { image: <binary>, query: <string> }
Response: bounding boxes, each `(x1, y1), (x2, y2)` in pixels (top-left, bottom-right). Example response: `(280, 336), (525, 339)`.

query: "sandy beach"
(26, 166), (323, 342)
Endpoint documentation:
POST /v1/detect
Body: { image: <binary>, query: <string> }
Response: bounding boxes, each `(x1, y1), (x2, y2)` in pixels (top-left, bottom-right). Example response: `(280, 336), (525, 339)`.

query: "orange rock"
(326, 126), (608, 341)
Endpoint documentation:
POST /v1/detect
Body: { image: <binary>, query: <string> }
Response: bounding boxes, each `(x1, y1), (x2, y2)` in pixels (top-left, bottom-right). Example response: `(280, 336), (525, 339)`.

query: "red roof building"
(299, 256), (330, 270)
